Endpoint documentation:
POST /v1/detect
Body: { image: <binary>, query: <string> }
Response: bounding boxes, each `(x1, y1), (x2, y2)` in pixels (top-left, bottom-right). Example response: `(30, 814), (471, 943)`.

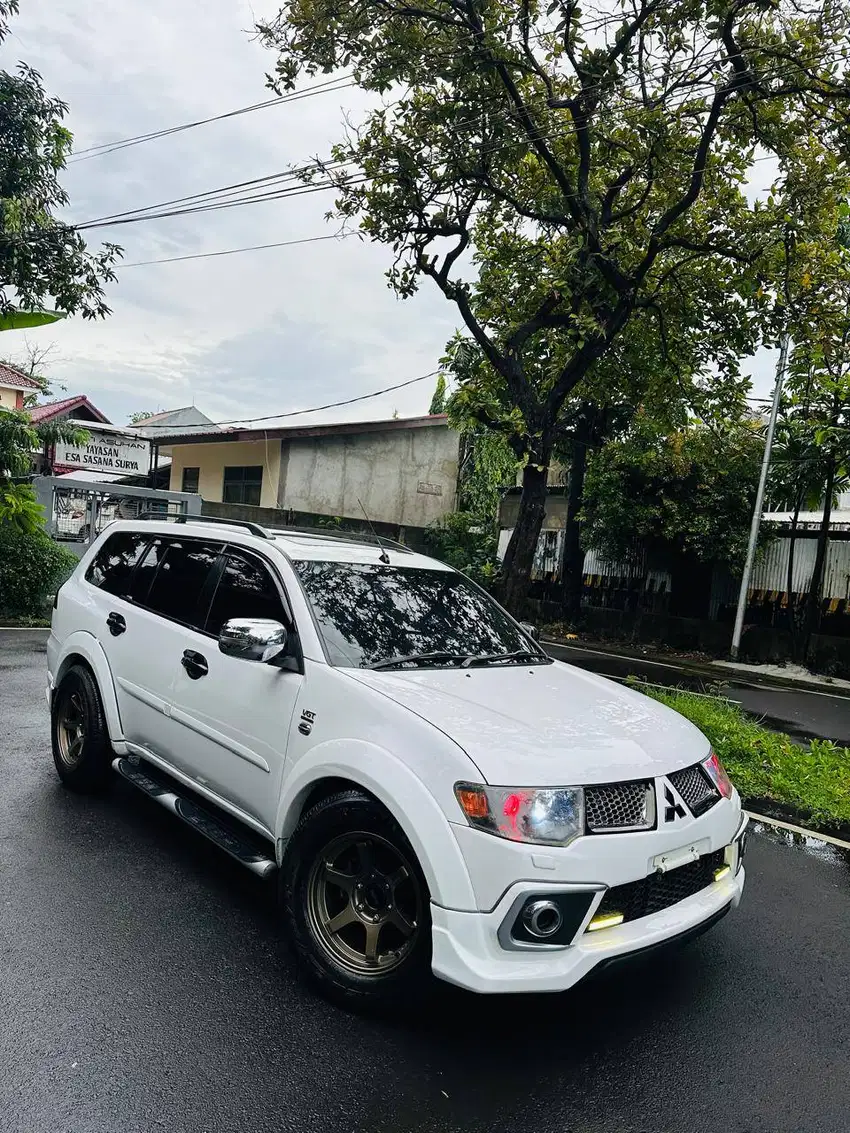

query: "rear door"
(92, 534), (224, 754)
(166, 547), (304, 830)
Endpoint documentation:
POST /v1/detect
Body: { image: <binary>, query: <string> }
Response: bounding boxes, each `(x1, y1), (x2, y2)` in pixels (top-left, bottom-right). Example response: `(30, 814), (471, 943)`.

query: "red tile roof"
(0, 361), (42, 390)
(28, 394), (110, 424)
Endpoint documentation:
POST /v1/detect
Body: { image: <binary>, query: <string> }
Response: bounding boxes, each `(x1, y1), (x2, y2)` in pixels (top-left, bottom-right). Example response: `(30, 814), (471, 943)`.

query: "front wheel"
(280, 790), (433, 1011)
(51, 665), (113, 792)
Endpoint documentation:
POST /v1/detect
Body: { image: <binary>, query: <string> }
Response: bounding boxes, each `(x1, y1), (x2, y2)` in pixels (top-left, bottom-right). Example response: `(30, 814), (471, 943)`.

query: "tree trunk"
(561, 434), (589, 622)
(501, 462), (548, 615)
(802, 456), (836, 658)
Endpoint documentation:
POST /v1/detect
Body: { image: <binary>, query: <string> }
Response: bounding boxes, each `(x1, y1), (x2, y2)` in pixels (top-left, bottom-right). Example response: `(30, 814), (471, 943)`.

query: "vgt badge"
(663, 783), (687, 823)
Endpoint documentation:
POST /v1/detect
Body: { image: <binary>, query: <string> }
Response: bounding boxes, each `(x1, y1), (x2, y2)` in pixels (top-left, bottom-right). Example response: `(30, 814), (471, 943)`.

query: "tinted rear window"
(85, 533), (150, 597)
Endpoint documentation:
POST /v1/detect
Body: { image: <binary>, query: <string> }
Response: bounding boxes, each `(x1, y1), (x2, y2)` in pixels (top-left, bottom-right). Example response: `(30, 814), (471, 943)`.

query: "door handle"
(181, 649), (209, 680)
(106, 612), (126, 636)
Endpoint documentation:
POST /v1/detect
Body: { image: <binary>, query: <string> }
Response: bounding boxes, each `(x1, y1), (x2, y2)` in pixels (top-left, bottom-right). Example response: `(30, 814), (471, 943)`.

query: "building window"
(223, 465), (263, 506)
(181, 467), (200, 494)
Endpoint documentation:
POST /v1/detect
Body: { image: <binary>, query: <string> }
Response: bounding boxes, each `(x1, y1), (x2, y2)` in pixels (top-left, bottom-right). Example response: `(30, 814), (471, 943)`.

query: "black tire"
(281, 790), (433, 1012)
(51, 665), (113, 793)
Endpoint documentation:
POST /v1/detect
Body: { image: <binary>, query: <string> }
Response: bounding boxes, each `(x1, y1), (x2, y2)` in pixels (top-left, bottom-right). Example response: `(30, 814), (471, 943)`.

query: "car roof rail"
(265, 525), (413, 553)
(134, 511), (272, 539)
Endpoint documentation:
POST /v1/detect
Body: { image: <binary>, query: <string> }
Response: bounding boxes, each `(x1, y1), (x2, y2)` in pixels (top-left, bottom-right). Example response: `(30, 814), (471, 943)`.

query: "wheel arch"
(53, 632), (124, 744)
(276, 744), (477, 911)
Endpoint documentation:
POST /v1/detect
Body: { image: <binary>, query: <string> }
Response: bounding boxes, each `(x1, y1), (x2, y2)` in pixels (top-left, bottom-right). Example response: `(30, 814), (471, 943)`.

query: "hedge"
(0, 525), (78, 618)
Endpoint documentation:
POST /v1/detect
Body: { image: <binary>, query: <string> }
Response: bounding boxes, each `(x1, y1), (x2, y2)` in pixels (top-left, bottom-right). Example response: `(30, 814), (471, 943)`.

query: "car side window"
(140, 540), (223, 628)
(204, 551), (286, 636)
(85, 533), (150, 598)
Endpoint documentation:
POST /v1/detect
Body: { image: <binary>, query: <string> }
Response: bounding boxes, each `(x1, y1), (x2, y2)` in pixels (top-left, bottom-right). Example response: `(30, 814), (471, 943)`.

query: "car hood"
(347, 660), (710, 785)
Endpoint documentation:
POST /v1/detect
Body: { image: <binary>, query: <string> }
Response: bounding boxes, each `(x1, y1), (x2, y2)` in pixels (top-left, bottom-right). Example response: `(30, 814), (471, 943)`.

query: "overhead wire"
(135, 370), (440, 428)
(68, 75), (356, 162)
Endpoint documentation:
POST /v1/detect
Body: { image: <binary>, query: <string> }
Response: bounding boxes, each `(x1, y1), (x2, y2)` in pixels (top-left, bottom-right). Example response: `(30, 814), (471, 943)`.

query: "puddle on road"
(750, 819), (850, 870)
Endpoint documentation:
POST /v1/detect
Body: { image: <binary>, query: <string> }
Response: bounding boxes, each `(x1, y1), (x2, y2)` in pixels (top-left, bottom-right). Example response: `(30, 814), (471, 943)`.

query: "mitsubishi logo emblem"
(664, 785), (686, 822)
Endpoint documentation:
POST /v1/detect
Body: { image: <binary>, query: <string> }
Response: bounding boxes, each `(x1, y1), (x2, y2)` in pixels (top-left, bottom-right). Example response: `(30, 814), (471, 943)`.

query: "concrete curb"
(543, 637), (850, 699)
(746, 810), (850, 852)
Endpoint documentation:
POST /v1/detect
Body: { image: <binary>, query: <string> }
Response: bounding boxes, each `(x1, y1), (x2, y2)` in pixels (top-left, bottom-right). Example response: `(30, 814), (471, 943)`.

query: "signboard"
(417, 481), (443, 496)
(54, 431), (151, 476)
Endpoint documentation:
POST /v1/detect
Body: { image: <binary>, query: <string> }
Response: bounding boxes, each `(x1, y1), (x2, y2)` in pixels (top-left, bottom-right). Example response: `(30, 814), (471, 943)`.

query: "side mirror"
(519, 621), (540, 641)
(219, 618), (288, 664)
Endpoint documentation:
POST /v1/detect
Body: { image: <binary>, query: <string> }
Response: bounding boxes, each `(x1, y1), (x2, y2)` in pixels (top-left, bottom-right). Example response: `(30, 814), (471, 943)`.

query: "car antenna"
(357, 497), (391, 564)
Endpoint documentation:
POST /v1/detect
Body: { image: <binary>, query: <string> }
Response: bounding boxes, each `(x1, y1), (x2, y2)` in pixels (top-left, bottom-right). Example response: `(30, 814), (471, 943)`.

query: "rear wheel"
(51, 665), (113, 792)
(281, 790), (432, 1011)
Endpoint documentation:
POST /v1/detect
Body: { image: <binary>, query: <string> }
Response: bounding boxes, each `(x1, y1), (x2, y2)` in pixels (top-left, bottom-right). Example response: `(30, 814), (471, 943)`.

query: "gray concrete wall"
(277, 425), (459, 527)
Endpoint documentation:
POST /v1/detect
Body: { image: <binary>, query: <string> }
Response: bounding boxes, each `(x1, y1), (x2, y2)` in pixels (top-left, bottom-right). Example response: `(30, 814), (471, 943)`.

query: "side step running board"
(113, 758), (278, 878)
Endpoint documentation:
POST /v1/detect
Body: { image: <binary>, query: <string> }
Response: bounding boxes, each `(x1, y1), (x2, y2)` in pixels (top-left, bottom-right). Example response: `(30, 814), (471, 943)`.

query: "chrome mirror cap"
(218, 618), (288, 663)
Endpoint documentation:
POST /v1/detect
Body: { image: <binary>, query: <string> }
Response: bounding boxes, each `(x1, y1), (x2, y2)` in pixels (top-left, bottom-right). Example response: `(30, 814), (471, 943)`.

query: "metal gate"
(33, 476), (203, 556)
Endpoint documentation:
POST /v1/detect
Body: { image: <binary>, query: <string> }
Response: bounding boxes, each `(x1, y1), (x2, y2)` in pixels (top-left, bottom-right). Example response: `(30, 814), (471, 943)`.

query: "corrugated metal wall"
(749, 537), (850, 604)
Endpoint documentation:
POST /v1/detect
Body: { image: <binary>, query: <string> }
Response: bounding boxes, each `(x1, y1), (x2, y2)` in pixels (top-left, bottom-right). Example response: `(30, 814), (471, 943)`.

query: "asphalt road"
(546, 640), (850, 746)
(2, 629), (849, 1133)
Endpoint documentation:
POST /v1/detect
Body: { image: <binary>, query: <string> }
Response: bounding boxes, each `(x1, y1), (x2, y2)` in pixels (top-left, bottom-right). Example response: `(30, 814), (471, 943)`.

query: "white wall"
(279, 426), (459, 527)
(0, 384), (21, 409)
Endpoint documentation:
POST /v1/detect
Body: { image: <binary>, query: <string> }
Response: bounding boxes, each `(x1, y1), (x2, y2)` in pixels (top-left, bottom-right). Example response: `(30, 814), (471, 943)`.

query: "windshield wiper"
(461, 649), (548, 667)
(369, 651), (469, 671)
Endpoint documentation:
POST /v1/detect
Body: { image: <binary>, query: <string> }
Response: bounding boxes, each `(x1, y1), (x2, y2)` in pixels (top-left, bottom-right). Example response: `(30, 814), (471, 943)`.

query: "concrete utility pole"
(730, 333), (790, 660)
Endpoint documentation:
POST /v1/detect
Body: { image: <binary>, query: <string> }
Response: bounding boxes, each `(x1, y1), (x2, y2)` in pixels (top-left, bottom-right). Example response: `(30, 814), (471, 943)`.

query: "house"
(28, 394), (111, 427)
(165, 414), (459, 538)
(0, 361), (44, 409)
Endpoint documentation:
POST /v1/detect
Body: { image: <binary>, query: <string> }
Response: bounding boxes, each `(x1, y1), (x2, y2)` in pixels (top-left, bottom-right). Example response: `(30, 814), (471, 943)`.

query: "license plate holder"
(652, 839), (710, 874)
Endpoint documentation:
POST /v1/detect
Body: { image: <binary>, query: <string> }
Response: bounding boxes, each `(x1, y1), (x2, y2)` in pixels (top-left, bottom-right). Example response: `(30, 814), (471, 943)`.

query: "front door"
(166, 548), (303, 832)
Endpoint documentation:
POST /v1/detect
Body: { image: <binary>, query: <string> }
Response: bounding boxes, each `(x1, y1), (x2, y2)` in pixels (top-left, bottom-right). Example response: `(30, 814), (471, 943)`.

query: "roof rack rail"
(135, 511), (271, 539)
(266, 525), (412, 553)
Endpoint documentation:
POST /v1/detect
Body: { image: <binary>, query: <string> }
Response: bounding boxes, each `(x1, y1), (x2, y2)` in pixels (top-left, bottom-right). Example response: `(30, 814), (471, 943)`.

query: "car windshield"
(291, 559), (546, 669)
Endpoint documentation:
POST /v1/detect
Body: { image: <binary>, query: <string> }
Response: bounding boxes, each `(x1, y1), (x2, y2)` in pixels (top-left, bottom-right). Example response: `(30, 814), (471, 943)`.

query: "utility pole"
(730, 334), (790, 660)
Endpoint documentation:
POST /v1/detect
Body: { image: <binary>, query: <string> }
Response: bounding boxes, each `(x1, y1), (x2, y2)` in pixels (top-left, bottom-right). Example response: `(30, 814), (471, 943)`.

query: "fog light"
(713, 864), (731, 882)
(522, 899), (563, 938)
(586, 911), (624, 932)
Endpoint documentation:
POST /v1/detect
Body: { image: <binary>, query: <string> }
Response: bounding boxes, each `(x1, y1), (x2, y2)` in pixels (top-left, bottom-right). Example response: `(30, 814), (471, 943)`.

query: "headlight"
(455, 783), (584, 846)
(702, 750), (734, 799)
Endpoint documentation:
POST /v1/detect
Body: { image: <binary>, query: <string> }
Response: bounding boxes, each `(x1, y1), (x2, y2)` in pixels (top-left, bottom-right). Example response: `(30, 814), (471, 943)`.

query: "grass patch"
(632, 682), (850, 835)
(0, 614), (50, 627)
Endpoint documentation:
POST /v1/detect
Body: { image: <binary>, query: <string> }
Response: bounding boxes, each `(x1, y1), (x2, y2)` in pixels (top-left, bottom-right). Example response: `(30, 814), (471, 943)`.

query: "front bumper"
(430, 803), (748, 994)
(432, 863), (745, 994)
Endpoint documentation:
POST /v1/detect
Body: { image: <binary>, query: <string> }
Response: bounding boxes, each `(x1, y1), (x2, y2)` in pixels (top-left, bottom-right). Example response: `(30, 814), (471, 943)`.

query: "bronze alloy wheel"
(306, 831), (423, 976)
(56, 689), (87, 769)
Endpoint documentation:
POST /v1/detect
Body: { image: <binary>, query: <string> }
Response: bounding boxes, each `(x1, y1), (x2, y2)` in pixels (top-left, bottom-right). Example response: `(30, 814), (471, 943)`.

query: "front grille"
(585, 780), (655, 833)
(592, 849), (725, 926)
(668, 763), (720, 817)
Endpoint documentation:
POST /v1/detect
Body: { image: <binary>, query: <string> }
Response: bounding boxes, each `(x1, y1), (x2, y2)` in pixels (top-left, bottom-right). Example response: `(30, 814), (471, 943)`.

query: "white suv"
(47, 517), (747, 1008)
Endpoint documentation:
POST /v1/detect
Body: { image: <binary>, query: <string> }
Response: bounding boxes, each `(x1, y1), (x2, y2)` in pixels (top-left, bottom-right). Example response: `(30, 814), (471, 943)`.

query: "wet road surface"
(1, 630), (849, 1133)
(547, 640), (850, 745)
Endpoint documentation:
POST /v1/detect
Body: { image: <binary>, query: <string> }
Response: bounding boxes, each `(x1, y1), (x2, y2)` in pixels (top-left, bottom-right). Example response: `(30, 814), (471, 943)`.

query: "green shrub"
(423, 511), (501, 589)
(632, 682), (850, 830)
(0, 524), (78, 617)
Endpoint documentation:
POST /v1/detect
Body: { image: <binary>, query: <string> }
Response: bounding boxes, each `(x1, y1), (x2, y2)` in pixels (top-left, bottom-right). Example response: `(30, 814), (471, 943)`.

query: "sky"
(1, 0), (778, 430)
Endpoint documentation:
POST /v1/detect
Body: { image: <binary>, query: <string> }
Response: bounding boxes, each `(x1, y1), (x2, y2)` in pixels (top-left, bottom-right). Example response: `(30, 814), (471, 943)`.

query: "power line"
(69, 76), (355, 163)
(138, 371), (440, 429)
(120, 232), (349, 267)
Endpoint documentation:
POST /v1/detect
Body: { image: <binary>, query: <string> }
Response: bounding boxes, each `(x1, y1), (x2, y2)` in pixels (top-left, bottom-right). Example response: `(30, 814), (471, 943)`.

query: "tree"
(0, 408), (86, 531)
(259, 0), (850, 611)
(128, 410), (156, 424)
(0, 3), (120, 321)
(428, 374), (447, 414)
(582, 415), (764, 613)
(1, 340), (64, 406)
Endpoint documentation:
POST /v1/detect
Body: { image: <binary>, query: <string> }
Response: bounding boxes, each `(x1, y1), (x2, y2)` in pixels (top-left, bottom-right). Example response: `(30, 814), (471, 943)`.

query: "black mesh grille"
(585, 780), (654, 833)
(593, 849), (726, 925)
(668, 763), (719, 817)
